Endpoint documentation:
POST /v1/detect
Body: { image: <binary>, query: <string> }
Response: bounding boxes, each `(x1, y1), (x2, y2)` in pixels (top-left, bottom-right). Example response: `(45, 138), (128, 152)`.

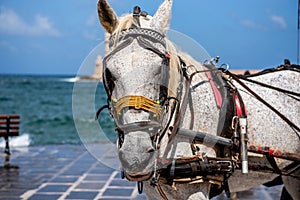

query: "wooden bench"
(0, 114), (20, 155)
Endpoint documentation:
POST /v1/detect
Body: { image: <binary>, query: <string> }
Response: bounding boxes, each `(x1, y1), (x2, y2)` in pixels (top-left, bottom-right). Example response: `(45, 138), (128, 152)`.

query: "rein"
(161, 62), (218, 161)
(219, 67), (300, 140)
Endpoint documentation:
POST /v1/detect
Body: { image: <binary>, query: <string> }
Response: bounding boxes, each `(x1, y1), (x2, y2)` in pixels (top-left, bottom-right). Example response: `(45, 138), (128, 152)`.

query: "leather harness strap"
(157, 183), (169, 200)
(161, 65), (194, 162)
(203, 65), (223, 108)
(219, 68), (300, 139)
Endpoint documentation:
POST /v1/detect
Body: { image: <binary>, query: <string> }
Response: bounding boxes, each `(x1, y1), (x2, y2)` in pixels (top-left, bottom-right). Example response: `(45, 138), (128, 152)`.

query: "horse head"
(97, 0), (180, 182)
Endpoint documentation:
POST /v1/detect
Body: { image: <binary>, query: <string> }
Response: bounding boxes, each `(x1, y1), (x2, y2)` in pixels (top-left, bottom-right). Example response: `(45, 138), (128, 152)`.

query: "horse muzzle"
(124, 171), (154, 182)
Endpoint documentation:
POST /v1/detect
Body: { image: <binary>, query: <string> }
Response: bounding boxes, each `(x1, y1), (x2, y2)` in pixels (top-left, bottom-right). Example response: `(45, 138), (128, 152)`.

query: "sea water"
(0, 74), (116, 147)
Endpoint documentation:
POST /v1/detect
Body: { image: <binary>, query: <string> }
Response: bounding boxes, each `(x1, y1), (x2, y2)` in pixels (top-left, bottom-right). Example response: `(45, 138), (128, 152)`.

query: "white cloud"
(83, 13), (102, 40)
(82, 30), (98, 40)
(240, 19), (267, 31)
(240, 19), (258, 29)
(269, 15), (287, 29)
(0, 7), (61, 37)
(86, 14), (97, 27)
(0, 40), (17, 52)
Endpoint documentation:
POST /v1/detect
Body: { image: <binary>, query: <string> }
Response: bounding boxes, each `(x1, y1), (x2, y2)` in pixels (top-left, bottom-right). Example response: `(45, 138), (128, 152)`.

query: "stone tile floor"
(0, 144), (282, 200)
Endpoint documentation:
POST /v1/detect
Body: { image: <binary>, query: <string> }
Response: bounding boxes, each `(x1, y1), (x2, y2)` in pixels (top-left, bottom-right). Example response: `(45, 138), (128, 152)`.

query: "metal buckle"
(217, 160), (233, 173)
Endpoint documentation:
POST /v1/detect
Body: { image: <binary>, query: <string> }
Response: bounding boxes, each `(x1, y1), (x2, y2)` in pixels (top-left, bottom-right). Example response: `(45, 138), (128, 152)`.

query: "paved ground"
(0, 144), (282, 200)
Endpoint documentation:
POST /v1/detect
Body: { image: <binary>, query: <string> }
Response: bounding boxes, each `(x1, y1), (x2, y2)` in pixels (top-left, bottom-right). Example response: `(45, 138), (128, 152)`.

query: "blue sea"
(0, 74), (116, 147)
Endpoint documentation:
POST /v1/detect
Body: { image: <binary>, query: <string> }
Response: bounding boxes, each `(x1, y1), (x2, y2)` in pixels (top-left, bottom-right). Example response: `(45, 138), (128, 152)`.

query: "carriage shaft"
(177, 128), (233, 147)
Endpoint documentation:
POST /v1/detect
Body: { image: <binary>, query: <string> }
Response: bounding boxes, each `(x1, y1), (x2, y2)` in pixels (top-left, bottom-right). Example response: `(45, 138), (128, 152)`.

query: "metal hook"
(211, 56), (220, 66)
(220, 63), (230, 72)
(204, 56), (220, 66)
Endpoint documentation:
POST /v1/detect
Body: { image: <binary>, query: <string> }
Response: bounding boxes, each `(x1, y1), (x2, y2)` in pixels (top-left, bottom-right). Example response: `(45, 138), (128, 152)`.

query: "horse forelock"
(111, 14), (133, 35)
(111, 13), (152, 36)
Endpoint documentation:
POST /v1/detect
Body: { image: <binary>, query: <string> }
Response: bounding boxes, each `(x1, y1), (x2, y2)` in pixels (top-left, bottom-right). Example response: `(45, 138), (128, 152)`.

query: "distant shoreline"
(0, 70), (261, 77)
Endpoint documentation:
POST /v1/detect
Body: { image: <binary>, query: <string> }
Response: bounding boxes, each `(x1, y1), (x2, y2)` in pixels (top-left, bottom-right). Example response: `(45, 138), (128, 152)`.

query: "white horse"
(97, 0), (300, 199)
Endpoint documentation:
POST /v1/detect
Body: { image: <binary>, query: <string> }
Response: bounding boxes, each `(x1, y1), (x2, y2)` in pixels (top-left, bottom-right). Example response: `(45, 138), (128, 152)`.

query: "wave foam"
(0, 134), (31, 148)
(60, 77), (80, 83)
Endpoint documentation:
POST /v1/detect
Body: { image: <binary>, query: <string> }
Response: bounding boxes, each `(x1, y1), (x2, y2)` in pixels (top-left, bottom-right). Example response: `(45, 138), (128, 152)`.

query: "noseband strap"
(112, 95), (163, 119)
(117, 121), (162, 133)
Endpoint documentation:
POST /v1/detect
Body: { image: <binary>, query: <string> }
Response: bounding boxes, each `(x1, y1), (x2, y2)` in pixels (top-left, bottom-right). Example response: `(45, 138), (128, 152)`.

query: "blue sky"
(0, 0), (298, 74)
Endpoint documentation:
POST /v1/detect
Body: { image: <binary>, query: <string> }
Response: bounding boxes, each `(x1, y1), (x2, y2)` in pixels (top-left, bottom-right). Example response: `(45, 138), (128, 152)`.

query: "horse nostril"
(147, 148), (155, 153)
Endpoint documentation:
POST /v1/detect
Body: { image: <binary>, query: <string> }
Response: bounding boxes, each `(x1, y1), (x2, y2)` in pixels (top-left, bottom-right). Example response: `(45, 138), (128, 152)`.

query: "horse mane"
(165, 40), (181, 96)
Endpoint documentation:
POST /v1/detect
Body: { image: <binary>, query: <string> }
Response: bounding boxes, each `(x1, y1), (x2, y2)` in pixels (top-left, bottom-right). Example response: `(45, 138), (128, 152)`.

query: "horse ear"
(150, 0), (173, 34)
(97, 0), (119, 34)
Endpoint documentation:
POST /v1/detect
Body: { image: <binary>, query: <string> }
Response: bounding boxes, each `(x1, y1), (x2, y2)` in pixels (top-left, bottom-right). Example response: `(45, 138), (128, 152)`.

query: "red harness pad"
(234, 92), (247, 116)
(203, 66), (223, 108)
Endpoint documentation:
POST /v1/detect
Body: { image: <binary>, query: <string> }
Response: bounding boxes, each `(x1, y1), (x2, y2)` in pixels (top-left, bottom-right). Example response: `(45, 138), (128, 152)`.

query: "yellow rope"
(113, 95), (162, 117)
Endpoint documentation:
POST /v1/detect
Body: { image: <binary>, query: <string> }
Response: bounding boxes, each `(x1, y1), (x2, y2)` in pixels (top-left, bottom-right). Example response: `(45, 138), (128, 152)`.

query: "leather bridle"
(102, 27), (182, 152)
